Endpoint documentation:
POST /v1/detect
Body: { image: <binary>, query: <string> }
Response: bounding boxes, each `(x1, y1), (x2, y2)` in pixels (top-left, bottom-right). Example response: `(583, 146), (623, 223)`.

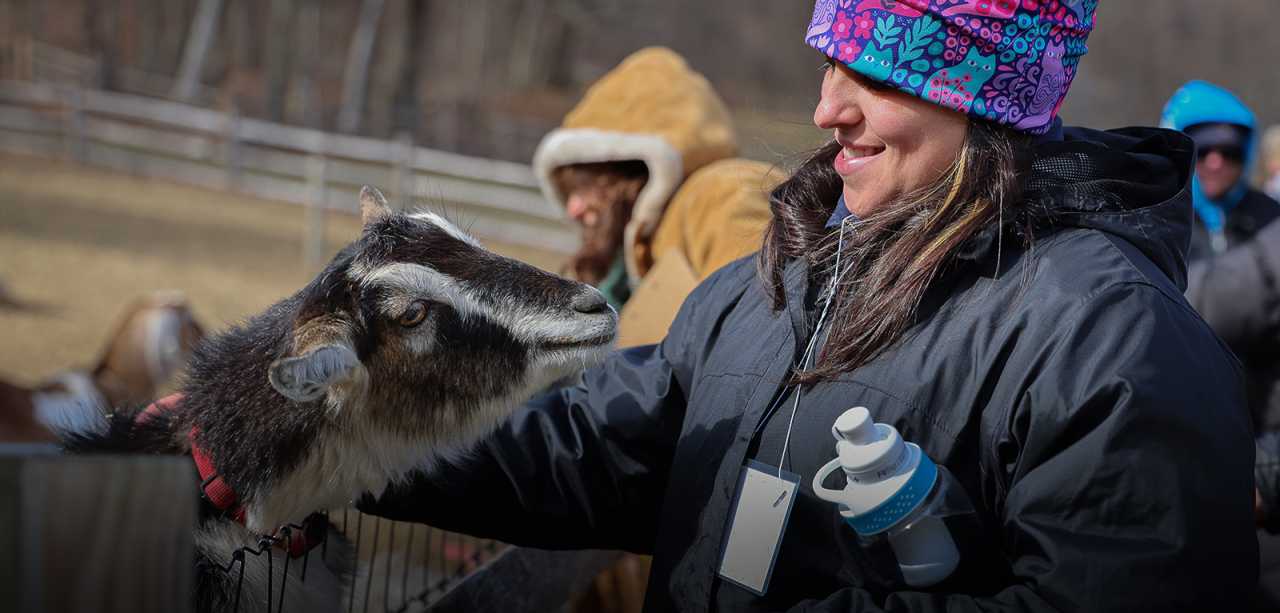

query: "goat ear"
(360, 186), (391, 227)
(268, 344), (361, 402)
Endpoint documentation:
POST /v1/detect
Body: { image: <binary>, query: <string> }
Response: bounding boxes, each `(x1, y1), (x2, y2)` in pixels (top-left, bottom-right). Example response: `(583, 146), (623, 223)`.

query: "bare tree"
(293, 0), (322, 129)
(171, 0), (225, 101)
(509, 0), (565, 90)
(167, 1), (196, 75)
(467, 0), (492, 97)
(227, 0), (259, 72)
(84, 0), (118, 89)
(25, 0), (43, 45)
(138, 0), (167, 75)
(391, 0), (429, 135)
(263, 0), (294, 121)
(336, 0), (387, 134)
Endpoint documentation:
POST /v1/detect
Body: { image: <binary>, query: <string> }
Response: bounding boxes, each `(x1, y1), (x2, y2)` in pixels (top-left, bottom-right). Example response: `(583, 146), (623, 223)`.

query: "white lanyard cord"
(778, 214), (857, 476)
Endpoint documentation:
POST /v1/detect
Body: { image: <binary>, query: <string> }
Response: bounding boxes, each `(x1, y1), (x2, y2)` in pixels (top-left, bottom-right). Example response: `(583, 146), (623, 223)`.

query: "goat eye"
(397, 301), (429, 328)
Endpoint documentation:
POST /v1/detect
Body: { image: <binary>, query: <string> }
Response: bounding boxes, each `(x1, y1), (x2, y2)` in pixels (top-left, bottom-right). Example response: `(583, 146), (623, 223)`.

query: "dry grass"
(0, 154), (567, 385)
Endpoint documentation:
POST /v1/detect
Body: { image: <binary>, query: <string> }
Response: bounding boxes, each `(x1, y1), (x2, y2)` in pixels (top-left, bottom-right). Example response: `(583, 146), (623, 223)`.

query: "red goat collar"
(140, 394), (320, 558)
(189, 425), (247, 523)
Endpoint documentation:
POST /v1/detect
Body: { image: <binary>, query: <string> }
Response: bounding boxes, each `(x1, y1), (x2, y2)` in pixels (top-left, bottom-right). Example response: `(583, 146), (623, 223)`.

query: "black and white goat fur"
(67, 187), (617, 613)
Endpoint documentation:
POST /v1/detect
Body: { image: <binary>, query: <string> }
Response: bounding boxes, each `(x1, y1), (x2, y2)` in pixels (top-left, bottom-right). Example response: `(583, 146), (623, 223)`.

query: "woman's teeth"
(844, 147), (879, 159)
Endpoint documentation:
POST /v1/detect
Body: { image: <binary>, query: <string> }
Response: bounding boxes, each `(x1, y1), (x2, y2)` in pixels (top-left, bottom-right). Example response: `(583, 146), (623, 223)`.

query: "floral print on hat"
(806, 0), (1096, 134)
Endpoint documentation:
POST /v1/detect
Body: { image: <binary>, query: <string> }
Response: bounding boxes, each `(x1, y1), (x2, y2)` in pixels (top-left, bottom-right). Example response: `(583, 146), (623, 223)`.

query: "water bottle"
(811, 407), (961, 587)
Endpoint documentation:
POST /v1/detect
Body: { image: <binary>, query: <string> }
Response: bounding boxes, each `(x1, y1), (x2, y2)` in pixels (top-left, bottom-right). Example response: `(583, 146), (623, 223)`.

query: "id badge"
(717, 460), (800, 595)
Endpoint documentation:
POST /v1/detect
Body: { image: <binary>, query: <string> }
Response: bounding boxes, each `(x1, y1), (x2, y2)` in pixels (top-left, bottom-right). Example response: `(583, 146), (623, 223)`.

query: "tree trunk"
(85, 0), (118, 89)
(469, 0), (491, 97)
(294, 0), (322, 128)
(154, 0), (186, 74)
(391, 0), (428, 134)
(26, 0), (42, 43)
(139, 0), (163, 74)
(171, 0), (225, 102)
(263, 0), (294, 121)
(336, 0), (387, 134)
(227, 0), (256, 70)
(117, 0), (138, 68)
(508, 0), (547, 89)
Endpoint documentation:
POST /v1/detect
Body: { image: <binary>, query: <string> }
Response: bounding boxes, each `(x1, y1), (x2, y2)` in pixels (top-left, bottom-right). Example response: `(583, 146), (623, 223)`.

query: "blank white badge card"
(717, 459), (800, 595)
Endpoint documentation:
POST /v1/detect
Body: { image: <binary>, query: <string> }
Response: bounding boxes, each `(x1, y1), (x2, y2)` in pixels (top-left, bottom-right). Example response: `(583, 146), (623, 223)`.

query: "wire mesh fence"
(3, 449), (612, 613)
(203, 510), (505, 613)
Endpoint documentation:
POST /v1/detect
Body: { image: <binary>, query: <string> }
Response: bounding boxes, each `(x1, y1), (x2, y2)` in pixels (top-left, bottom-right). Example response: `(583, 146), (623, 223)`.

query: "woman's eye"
(866, 78), (893, 92)
(398, 301), (430, 328)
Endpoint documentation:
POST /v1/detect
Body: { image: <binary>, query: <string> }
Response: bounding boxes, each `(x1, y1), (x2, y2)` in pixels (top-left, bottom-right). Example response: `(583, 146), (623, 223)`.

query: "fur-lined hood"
(533, 47), (738, 284)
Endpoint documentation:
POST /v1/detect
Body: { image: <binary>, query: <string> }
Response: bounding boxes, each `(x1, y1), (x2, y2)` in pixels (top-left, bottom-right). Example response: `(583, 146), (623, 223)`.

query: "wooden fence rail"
(0, 80), (576, 266)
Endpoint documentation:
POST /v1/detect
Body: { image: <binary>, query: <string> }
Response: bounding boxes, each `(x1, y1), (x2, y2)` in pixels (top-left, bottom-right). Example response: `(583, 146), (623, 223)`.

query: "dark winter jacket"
(363, 127), (1257, 611)
(1188, 192), (1280, 429)
(1186, 197), (1280, 532)
(1188, 189), (1280, 261)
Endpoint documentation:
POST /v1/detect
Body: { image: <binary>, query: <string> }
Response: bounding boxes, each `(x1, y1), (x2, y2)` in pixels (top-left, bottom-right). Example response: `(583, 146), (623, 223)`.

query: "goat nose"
(571, 290), (610, 315)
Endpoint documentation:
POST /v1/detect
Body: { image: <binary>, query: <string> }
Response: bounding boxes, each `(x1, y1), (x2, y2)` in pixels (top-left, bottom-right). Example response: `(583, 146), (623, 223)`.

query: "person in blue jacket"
(1162, 80), (1280, 258)
(1188, 217), (1280, 610)
(363, 2), (1257, 610)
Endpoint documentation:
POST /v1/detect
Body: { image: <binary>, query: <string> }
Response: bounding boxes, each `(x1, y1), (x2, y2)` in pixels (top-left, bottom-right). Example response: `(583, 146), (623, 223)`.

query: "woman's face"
(814, 62), (968, 218)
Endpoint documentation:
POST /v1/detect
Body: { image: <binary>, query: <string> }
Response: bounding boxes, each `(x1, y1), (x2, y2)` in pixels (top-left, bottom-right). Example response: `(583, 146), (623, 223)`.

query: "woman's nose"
(813, 95), (840, 130)
(566, 193), (590, 222)
(813, 69), (863, 130)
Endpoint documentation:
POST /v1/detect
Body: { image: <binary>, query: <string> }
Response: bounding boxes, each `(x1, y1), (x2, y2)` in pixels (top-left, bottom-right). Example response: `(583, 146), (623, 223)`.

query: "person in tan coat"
(531, 47), (778, 613)
(534, 47), (780, 348)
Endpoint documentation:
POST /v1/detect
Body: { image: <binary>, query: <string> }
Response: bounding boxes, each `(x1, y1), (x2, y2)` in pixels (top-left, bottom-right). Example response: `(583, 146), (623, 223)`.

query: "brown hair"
(551, 161), (650, 284)
(758, 119), (1032, 383)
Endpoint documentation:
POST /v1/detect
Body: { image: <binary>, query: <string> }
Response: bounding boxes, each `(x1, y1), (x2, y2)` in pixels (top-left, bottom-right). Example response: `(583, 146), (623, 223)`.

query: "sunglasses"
(1197, 145), (1245, 163)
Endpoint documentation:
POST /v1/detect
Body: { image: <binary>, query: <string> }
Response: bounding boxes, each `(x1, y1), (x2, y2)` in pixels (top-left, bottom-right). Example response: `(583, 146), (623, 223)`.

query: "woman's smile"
(833, 138), (886, 177)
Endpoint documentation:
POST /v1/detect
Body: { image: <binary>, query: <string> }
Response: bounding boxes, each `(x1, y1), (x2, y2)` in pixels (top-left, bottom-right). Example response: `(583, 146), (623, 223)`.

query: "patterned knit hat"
(806, 0), (1096, 134)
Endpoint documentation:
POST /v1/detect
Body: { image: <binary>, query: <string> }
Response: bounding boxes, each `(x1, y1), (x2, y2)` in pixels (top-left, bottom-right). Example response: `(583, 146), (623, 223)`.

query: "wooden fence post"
(63, 87), (87, 163)
(305, 148), (329, 272)
(0, 445), (195, 613)
(9, 33), (35, 81)
(224, 103), (242, 192)
(391, 130), (413, 209)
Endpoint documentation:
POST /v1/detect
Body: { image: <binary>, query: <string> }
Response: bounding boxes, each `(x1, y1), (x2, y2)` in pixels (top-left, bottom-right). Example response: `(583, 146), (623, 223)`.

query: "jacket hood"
(961, 126), (1196, 289)
(532, 48), (738, 281)
(1160, 80), (1259, 217)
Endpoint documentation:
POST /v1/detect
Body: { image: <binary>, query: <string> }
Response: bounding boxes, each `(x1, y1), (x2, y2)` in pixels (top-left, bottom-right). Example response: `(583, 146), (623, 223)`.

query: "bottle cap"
(833, 407), (903, 478)
(832, 407), (877, 444)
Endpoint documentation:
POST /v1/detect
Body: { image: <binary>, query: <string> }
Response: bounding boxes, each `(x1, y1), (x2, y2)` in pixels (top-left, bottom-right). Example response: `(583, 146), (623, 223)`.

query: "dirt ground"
(0, 153), (568, 385)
